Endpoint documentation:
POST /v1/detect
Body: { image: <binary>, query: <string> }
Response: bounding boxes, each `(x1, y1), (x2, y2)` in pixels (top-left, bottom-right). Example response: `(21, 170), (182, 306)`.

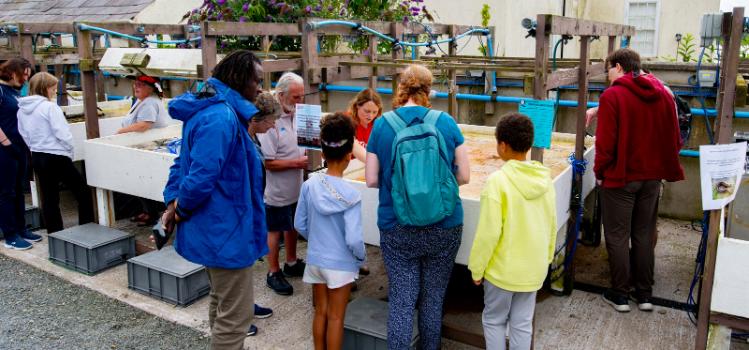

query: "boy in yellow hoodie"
(468, 113), (557, 350)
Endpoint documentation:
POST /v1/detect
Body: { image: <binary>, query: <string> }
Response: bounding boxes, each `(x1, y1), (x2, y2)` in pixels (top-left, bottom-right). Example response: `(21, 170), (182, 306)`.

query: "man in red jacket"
(595, 48), (684, 313)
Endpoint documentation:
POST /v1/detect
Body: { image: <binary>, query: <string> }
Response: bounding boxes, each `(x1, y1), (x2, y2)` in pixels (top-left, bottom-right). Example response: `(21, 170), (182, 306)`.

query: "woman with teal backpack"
(365, 64), (470, 349)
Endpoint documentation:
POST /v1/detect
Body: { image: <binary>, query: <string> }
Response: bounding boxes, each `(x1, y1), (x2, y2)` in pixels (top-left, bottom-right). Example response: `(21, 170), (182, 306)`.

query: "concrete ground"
(6, 190), (747, 349)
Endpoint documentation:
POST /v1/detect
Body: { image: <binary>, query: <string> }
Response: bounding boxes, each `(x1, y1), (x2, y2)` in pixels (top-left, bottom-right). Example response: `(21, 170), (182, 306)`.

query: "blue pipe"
(307, 20), (489, 47)
(680, 150), (700, 158)
(486, 34), (498, 93)
(320, 83), (749, 118)
(77, 24), (201, 45)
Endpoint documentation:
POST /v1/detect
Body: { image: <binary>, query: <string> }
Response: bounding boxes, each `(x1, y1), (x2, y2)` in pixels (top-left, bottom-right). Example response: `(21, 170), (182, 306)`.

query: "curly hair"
(252, 92), (281, 122)
(320, 112), (355, 161)
(495, 113), (534, 153)
(393, 64), (432, 109)
(347, 88), (383, 128)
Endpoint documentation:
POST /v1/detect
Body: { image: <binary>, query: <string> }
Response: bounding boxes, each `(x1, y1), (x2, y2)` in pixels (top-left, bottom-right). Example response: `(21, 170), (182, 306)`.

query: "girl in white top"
(17, 72), (94, 233)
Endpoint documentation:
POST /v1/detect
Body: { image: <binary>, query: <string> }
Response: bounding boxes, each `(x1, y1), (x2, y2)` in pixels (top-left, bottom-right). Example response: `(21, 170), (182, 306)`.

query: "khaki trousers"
(207, 266), (254, 350)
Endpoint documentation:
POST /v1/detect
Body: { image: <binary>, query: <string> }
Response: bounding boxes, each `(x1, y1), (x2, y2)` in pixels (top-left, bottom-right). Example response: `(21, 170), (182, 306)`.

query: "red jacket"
(594, 73), (685, 188)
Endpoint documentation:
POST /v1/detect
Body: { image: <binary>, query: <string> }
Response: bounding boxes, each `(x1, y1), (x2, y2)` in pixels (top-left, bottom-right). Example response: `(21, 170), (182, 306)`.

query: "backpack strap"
(423, 109), (442, 126)
(383, 111), (407, 133)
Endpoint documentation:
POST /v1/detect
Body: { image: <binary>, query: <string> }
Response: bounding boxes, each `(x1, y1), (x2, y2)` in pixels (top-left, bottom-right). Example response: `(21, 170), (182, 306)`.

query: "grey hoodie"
(17, 95), (74, 159)
(295, 173), (365, 273)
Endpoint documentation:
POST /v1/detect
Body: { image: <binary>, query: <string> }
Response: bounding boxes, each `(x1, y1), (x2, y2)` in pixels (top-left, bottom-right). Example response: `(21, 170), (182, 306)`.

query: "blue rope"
(562, 153), (588, 268)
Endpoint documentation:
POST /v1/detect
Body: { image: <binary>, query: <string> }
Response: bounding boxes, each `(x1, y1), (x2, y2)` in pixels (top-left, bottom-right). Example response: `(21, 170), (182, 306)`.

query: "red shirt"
(594, 73), (685, 188)
(355, 122), (374, 146)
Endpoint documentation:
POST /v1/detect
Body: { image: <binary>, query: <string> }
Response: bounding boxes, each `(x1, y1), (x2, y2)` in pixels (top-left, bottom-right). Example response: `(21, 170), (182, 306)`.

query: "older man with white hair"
(258, 72), (308, 295)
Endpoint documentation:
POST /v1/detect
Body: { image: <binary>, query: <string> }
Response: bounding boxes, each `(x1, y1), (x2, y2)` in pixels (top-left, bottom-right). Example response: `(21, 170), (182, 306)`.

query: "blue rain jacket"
(164, 78), (267, 269)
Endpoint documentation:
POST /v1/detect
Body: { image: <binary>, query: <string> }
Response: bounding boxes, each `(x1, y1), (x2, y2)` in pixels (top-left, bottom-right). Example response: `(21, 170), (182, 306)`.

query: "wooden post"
(262, 35), (272, 91)
(200, 21), (217, 82)
(391, 22), (403, 100)
(75, 23), (100, 139)
(447, 25), (458, 119)
(607, 35), (617, 56)
(92, 35), (106, 102)
(531, 14), (551, 162)
(300, 19), (320, 105)
(18, 31), (35, 67)
(694, 7), (744, 350)
(54, 64), (68, 106)
(368, 35), (378, 90)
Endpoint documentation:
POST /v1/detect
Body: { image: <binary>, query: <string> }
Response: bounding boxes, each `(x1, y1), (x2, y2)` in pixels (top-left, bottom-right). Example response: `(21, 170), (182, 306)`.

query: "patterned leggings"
(380, 224), (462, 350)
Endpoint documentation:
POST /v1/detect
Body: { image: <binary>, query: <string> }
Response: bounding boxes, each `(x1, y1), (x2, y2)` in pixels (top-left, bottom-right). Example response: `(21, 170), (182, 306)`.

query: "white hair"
(275, 72), (304, 95)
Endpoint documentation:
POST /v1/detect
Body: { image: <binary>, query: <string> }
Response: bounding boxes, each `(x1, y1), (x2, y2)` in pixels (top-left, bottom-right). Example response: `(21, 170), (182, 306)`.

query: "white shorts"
(303, 264), (358, 289)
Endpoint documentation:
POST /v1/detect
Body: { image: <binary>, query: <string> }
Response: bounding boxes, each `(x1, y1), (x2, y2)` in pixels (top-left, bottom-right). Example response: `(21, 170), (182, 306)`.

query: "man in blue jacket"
(162, 50), (267, 350)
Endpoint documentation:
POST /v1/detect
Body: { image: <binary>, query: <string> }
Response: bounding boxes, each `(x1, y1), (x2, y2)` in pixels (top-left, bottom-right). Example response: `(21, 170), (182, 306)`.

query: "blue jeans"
(380, 224), (462, 350)
(0, 144), (27, 240)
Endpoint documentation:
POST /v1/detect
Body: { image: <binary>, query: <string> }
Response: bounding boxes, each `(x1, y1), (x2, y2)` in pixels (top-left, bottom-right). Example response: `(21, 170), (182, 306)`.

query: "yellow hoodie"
(468, 160), (557, 292)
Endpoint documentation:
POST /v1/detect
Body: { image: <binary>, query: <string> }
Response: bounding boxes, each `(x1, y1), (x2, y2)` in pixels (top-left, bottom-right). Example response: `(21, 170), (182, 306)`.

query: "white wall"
(134, 0), (202, 24)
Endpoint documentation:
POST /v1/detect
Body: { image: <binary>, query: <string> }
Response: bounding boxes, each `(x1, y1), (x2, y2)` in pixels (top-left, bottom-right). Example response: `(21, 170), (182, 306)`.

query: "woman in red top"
(347, 88), (382, 162)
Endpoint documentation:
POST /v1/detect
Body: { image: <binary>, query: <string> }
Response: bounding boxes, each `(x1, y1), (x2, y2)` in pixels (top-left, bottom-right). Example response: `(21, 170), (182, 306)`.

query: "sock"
(286, 260), (297, 267)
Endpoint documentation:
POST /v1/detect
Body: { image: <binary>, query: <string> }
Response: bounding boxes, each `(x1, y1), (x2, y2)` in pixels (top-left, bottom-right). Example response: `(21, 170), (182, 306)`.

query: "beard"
(282, 102), (296, 116)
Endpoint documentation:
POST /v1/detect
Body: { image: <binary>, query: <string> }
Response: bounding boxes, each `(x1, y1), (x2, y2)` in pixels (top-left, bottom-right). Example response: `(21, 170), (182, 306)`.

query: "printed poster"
(700, 142), (747, 210)
(518, 99), (555, 149)
(296, 103), (322, 148)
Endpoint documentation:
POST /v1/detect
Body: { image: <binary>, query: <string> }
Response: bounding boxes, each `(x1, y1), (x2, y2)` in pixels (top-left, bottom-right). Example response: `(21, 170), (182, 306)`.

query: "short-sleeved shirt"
(122, 96), (170, 129)
(257, 113), (304, 206)
(355, 122), (374, 146)
(366, 106), (465, 230)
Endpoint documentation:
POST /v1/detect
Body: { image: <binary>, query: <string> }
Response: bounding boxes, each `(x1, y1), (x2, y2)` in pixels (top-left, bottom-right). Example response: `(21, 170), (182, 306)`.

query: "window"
(626, 0), (660, 57)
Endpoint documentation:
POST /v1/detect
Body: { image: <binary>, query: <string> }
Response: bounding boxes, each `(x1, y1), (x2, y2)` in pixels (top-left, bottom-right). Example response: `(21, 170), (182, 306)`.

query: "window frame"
(624, 0), (661, 57)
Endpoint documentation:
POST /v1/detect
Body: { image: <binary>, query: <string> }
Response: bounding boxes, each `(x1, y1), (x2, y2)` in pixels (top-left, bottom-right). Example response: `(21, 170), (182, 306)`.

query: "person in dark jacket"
(0, 58), (40, 250)
(161, 51), (267, 350)
(595, 48), (684, 313)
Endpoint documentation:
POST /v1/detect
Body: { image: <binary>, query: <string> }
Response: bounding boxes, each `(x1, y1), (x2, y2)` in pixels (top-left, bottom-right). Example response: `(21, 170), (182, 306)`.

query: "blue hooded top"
(294, 173), (365, 273)
(164, 78), (268, 269)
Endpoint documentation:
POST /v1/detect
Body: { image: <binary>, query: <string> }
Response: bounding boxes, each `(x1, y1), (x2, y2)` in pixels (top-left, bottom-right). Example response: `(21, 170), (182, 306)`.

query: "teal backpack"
(384, 109), (459, 226)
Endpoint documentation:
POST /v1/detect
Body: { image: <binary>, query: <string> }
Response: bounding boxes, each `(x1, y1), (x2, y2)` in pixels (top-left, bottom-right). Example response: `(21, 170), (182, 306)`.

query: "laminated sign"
(296, 103), (322, 148)
(699, 142), (747, 210)
(518, 99), (555, 149)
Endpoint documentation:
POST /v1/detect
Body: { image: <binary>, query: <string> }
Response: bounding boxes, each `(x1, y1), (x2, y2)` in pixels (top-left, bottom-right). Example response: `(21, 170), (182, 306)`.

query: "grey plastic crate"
(25, 205), (41, 230)
(48, 223), (135, 275)
(127, 246), (209, 306)
(343, 297), (419, 350)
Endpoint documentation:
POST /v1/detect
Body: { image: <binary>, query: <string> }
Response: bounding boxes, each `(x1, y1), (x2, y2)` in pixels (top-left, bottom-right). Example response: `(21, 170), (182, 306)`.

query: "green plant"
(185, 0), (433, 53)
(478, 4), (490, 56)
(676, 33), (697, 62)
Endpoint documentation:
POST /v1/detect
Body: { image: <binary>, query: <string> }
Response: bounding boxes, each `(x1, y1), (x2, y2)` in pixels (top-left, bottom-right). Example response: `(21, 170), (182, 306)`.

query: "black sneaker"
(631, 295), (654, 312)
(283, 259), (306, 277)
(254, 304), (273, 319)
(247, 324), (258, 336)
(602, 290), (631, 313)
(267, 272), (293, 296)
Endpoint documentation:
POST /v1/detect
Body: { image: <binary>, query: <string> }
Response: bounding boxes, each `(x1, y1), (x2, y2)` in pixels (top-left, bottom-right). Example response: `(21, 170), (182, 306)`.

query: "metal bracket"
(79, 59), (98, 72)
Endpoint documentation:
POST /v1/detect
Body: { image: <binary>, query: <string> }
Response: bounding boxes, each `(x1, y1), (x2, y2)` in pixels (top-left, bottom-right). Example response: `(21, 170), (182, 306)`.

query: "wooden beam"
(607, 35), (617, 55)
(547, 15), (636, 37)
(447, 25), (458, 119)
(368, 35), (378, 90)
(694, 8), (744, 350)
(300, 19), (321, 105)
(261, 36), (272, 91)
(204, 21), (300, 37)
(546, 62), (605, 90)
(391, 22), (403, 102)
(92, 35), (106, 102)
(200, 21), (217, 82)
(75, 23), (99, 139)
(531, 14), (550, 162)
(261, 58), (303, 73)
(709, 313), (749, 333)
(18, 23), (75, 34)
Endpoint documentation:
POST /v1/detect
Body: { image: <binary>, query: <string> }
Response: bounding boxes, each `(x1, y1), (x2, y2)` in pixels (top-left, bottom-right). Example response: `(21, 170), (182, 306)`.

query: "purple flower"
(362, 48), (370, 56)
(216, 0), (226, 5)
(315, 5), (322, 11)
(217, 12), (223, 20)
(305, 5), (312, 13)
(422, 5), (426, 11)
(327, 5), (333, 11)
(242, 3), (250, 11)
(266, 15), (274, 21)
(412, 11), (418, 16)
(339, 8), (345, 15)
(268, 0), (276, 5)
(410, 6), (420, 11)
(402, 15), (409, 23)
(239, 16), (248, 22)
(276, 2), (285, 8)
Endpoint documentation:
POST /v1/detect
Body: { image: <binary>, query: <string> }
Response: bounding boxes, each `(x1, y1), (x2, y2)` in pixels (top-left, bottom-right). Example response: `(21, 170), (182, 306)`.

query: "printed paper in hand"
(699, 142), (747, 210)
(296, 104), (322, 147)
